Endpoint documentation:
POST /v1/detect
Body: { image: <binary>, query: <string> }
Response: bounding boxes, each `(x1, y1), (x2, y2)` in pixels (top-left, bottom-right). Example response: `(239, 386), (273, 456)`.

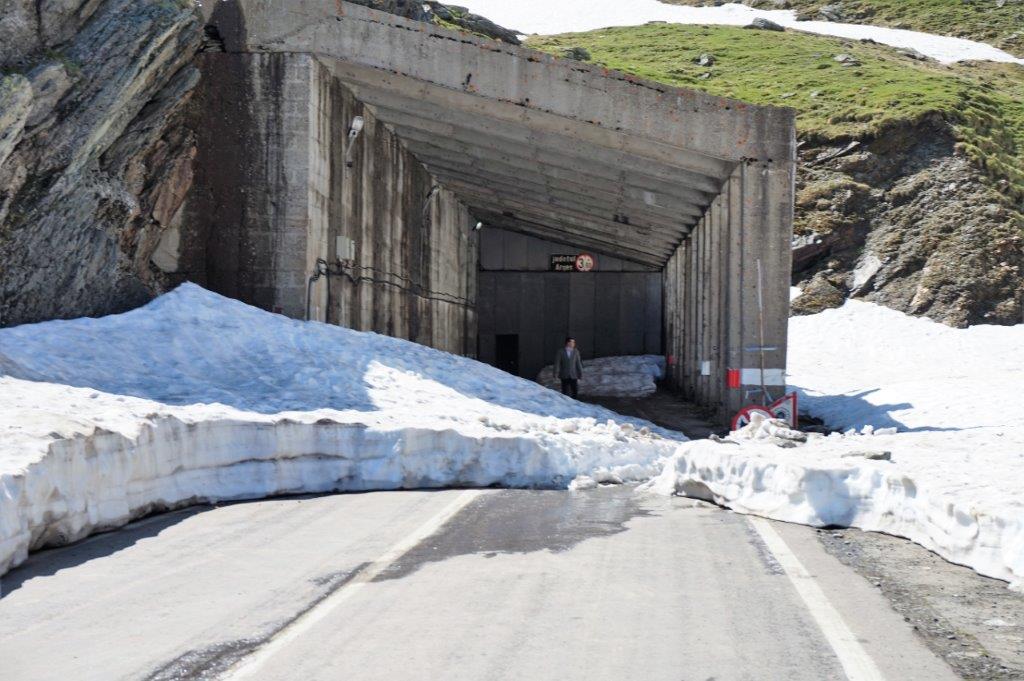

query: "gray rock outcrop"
(792, 123), (1024, 327)
(791, 273), (846, 316)
(0, 0), (202, 326)
(745, 18), (786, 32)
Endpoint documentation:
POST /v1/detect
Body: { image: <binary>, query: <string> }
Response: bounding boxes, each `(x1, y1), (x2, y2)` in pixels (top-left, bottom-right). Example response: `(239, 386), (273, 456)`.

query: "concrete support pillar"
(662, 157), (794, 424)
(185, 53), (330, 320)
(734, 160), (794, 411)
(724, 171), (744, 418)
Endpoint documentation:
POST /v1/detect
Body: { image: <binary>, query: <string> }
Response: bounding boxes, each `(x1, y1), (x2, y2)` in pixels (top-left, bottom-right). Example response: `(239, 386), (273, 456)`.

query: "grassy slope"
(529, 24), (1024, 217)
(662, 0), (1024, 57)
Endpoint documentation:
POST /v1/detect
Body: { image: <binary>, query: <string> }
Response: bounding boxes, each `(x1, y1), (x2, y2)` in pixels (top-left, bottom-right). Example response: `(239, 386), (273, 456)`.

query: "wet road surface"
(0, 487), (958, 680)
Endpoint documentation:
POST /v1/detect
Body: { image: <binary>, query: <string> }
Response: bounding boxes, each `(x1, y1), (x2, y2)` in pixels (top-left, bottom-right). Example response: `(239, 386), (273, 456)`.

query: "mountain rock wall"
(791, 119), (1023, 326)
(0, 0), (202, 327)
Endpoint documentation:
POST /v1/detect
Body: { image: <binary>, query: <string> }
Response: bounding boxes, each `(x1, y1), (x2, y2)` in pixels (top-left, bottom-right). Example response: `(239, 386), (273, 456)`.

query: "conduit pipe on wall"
(305, 258), (330, 322)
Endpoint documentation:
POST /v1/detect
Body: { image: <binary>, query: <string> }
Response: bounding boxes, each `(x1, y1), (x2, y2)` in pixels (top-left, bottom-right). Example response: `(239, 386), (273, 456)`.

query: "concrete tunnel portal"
(183, 0), (797, 423)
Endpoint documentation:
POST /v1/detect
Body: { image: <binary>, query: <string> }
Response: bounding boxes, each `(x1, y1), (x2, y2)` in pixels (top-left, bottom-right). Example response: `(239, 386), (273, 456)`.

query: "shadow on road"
(0, 506), (210, 599)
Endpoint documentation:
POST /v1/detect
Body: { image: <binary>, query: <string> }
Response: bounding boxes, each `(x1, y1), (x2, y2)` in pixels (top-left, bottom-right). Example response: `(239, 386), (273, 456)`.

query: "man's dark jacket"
(554, 348), (584, 380)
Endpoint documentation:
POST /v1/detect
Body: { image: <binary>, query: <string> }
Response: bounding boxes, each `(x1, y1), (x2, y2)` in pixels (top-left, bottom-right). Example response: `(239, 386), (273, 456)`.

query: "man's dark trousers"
(561, 379), (579, 399)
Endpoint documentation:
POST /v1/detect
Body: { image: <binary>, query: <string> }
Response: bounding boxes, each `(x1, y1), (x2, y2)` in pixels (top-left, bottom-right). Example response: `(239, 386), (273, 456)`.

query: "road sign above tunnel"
(551, 254), (597, 272)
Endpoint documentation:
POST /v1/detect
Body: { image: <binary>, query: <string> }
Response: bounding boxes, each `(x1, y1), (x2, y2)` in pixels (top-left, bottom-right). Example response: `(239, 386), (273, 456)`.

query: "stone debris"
(745, 17), (786, 32)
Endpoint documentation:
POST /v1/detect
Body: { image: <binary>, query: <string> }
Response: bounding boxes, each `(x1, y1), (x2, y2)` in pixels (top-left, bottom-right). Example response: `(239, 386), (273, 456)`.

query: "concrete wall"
(183, 52), (478, 355)
(181, 52), (324, 317)
(663, 161), (794, 420)
(327, 79), (478, 355)
(478, 229), (662, 380)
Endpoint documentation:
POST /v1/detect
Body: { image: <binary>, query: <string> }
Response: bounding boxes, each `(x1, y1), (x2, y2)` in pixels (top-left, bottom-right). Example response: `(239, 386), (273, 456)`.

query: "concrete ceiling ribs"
(211, 0), (797, 266)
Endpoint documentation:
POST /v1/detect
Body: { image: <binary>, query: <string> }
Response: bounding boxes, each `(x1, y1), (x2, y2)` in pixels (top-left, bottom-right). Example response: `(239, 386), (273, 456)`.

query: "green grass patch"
(663, 0), (1024, 57)
(796, 178), (872, 208)
(529, 24), (1023, 220)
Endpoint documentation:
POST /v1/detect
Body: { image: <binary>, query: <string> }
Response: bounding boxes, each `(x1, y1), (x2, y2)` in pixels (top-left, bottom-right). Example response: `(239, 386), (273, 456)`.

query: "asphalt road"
(0, 487), (959, 681)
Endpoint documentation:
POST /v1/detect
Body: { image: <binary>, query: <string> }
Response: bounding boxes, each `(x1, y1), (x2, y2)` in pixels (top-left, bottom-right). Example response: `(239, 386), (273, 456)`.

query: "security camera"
(345, 116), (365, 167)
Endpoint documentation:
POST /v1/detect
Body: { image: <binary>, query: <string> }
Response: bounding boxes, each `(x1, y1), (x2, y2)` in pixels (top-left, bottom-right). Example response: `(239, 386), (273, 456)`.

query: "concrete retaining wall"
(328, 79), (478, 355)
(182, 52), (478, 355)
(181, 52), (325, 318)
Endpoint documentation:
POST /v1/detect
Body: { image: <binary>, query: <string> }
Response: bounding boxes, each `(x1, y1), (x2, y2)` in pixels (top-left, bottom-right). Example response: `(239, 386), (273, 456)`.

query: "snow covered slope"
(458, 0), (1024, 65)
(0, 285), (681, 574)
(775, 300), (1023, 588)
(788, 299), (1024, 432)
(537, 355), (666, 398)
(647, 298), (1024, 589)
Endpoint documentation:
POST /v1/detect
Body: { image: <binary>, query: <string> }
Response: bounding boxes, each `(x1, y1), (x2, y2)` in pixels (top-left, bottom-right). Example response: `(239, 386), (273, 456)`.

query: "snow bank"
(644, 421), (1024, 589)
(622, 298), (1024, 588)
(788, 300), (1024, 432)
(666, 299), (1024, 589)
(537, 355), (665, 397)
(3, 287), (1022, 589)
(0, 285), (682, 575)
(458, 0), (1024, 65)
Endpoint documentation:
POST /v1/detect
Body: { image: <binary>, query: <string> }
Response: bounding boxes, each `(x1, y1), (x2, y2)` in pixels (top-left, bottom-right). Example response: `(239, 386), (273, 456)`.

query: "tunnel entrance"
(478, 229), (663, 382)
(183, 0), (796, 423)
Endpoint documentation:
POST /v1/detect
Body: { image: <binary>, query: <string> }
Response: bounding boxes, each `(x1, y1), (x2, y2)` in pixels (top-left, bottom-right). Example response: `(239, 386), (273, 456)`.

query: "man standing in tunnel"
(555, 337), (584, 399)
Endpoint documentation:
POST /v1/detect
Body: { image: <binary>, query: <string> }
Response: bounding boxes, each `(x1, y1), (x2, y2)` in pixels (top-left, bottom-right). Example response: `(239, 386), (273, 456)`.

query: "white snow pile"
(788, 299), (1024, 432)
(787, 302), (1024, 590)
(3, 287), (1022, 590)
(0, 284), (683, 575)
(536, 355), (666, 398)
(646, 300), (1024, 589)
(458, 0), (1024, 65)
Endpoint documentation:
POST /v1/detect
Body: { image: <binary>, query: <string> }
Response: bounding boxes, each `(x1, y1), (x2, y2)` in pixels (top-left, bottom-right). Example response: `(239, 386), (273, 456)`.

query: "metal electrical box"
(336, 235), (356, 262)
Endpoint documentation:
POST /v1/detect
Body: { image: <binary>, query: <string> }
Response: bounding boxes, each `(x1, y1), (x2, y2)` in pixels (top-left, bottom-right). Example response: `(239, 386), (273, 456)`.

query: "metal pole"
(756, 259), (768, 406)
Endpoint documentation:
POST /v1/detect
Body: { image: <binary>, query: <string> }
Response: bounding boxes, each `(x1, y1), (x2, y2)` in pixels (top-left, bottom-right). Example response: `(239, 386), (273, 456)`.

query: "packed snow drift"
(0, 285), (681, 575)
(788, 300), (1023, 432)
(457, 0), (1024, 65)
(781, 301), (1024, 588)
(1, 287), (1022, 590)
(537, 355), (666, 398)
(647, 298), (1024, 589)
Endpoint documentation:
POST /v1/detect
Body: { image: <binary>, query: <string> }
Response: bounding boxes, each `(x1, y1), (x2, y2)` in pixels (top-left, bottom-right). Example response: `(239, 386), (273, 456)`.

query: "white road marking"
(221, 489), (484, 680)
(749, 517), (886, 681)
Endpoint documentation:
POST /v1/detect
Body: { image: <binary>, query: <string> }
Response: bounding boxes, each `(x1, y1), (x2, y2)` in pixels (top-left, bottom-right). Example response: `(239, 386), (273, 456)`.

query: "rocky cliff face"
(0, 0), (202, 326)
(791, 120), (1023, 326)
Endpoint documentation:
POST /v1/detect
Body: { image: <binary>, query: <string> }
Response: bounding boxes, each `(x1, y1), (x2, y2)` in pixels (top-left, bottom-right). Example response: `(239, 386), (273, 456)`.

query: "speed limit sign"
(574, 253), (595, 272)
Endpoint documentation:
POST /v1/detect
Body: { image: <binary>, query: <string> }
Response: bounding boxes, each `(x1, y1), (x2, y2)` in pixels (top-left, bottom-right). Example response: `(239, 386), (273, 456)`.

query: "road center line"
(221, 489), (484, 681)
(749, 517), (886, 681)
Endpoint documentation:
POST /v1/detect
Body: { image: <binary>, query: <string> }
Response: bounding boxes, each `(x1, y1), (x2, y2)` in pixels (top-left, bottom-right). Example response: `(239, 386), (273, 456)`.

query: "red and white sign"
(730, 393), (800, 431)
(725, 368), (787, 387)
(768, 392), (799, 428)
(574, 253), (595, 272)
(731, 405), (774, 431)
